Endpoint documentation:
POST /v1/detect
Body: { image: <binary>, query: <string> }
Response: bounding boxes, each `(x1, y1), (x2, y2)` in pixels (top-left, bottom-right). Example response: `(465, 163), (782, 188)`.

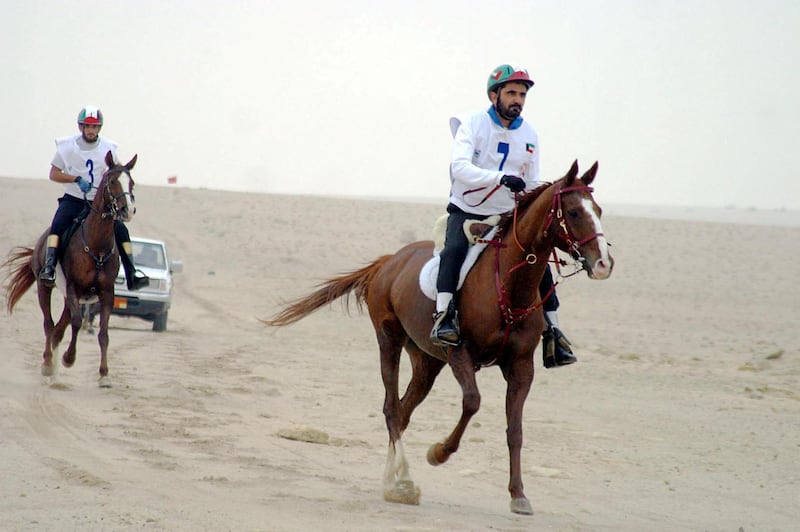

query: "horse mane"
(91, 161), (116, 210)
(495, 181), (552, 235)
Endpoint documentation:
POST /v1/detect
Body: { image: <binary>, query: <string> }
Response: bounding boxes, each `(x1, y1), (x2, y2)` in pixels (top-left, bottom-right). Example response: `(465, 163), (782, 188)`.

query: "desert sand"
(1, 175), (798, 531)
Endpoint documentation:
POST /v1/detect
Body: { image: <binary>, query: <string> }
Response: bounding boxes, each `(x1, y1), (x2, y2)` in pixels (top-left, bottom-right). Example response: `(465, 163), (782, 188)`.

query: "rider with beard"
(430, 64), (577, 369)
(39, 106), (149, 291)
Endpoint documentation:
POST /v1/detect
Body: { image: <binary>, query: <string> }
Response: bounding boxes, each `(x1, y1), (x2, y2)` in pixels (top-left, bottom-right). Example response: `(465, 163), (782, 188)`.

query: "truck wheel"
(153, 311), (168, 332)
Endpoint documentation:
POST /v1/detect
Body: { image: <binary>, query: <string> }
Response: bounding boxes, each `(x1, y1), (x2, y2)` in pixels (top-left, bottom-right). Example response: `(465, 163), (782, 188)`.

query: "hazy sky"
(2, 0), (798, 210)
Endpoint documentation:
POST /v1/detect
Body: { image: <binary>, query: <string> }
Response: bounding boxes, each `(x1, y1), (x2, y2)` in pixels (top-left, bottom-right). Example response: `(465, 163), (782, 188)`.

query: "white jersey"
(51, 135), (118, 200)
(448, 107), (541, 215)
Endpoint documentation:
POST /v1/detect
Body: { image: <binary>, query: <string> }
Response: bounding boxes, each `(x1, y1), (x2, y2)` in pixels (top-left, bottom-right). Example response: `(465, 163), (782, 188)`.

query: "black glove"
(500, 175), (526, 193)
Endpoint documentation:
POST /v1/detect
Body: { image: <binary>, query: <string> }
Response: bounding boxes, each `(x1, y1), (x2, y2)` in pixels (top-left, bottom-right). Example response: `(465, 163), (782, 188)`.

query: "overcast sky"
(2, 0), (798, 211)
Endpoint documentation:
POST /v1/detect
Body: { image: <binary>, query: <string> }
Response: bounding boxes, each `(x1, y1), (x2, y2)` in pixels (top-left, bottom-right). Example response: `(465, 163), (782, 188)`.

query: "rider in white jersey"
(447, 100), (541, 216)
(431, 65), (577, 369)
(39, 106), (149, 291)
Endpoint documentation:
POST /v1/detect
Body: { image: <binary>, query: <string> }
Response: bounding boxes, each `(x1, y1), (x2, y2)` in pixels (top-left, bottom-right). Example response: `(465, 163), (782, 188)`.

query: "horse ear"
(565, 159), (579, 185)
(126, 154), (138, 170)
(581, 161), (599, 185)
(105, 151), (114, 167)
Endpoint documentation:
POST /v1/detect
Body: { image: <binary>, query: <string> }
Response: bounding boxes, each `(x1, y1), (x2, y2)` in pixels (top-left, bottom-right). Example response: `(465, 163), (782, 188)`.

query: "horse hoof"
(383, 480), (420, 505)
(98, 376), (112, 388)
(62, 356), (75, 368)
(41, 364), (54, 377)
(510, 497), (533, 515)
(426, 443), (447, 466)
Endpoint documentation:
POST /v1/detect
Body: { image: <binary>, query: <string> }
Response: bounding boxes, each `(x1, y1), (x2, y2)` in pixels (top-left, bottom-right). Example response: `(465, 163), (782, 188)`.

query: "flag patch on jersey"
(526, 143), (535, 153)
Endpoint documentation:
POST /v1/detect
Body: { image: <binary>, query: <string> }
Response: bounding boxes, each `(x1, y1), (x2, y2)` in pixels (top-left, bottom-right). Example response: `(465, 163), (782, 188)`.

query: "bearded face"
(491, 81), (529, 123)
(80, 124), (101, 143)
(496, 94), (522, 121)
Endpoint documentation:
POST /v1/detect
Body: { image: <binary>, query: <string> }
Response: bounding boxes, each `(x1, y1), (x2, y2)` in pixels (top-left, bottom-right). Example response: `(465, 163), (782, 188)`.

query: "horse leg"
(501, 353), (535, 515)
(378, 324), (421, 505)
(60, 296), (82, 369)
(36, 283), (56, 376)
(427, 347), (480, 466)
(96, 301), (113, 387)
(52, 304), (70, 350)
(399, 341), (446, 432)
(382, 437), (420, 505)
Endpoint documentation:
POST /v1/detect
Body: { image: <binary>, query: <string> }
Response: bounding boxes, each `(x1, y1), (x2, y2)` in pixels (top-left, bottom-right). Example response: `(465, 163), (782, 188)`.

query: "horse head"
(541, 160), (613, 280)
(97, 151), (138, 223)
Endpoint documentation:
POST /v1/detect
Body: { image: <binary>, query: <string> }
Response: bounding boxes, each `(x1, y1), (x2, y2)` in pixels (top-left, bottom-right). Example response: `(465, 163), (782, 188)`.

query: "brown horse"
(265, 160), (614, 514)
(3, 151), (138, 387)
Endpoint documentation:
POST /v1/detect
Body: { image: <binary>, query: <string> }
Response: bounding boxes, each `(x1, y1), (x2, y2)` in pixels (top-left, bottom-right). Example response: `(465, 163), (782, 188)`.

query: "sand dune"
(1, 176), (798, 531)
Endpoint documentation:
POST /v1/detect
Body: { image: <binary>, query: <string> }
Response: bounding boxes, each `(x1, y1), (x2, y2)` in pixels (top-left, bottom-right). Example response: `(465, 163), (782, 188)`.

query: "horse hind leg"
(426, 348), (480, 467)
(382, 439), (420, 505)
(52, 305), (70, 351)
(60, 299), (82, 369)
(36, 283), (57, 376)
(377, 322), (421, 505)
(399, 341), (445, 432)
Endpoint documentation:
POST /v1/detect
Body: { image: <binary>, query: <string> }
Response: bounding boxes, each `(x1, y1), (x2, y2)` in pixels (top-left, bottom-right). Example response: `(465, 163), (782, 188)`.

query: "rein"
(79, 166), (129, 285)
(462, 183), (503, 208)
(86, 167), (132, 220)
(483, 182), (604, 350)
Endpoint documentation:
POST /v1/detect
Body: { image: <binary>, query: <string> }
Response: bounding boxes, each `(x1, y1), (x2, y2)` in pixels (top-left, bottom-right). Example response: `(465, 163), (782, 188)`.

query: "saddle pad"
(419, 226), (497, 301)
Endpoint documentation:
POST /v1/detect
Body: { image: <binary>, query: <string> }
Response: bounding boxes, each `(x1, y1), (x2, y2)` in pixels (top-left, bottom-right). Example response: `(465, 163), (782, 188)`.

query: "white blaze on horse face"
(581, 198), (613, 280)
(119, 173), (136, 221)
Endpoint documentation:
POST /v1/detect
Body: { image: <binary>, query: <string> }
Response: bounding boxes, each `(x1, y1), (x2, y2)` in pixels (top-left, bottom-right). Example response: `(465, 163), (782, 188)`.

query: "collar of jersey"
(488, 106), (523, 130)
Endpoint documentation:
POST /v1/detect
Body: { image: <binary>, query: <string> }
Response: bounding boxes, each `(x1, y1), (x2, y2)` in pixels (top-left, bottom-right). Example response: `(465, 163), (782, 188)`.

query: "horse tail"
(264, 255), (393, 327)
(2, 246), (35, 314)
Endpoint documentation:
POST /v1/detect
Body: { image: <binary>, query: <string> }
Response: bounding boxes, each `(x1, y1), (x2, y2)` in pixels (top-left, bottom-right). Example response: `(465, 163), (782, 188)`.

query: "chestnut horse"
(265, 160), (613, 514)
(3, 151), (138, 387)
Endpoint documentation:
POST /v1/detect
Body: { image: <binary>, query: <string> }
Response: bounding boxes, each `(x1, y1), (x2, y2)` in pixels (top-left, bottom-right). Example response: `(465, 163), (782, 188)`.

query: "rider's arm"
(450, 116), (503, 188)
(48, 165), (80, 184)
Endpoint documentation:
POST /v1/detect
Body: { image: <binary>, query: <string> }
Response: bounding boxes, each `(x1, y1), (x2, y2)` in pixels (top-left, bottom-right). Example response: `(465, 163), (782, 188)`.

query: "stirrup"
(542, 327), (577, 368)
(129, 271), (150, 290)
(39, 269), (56, 287)
(430, 310), (460, 347)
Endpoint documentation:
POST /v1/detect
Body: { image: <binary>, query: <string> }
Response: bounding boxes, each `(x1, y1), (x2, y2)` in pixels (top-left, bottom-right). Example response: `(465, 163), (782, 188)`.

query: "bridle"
(483, 181), (604, 351)
(542, 183), (604, 264)
(80, 165), (134, 276)
(99, 166), (134, 221)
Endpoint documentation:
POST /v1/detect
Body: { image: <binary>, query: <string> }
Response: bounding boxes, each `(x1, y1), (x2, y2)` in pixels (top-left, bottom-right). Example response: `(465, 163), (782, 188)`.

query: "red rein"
(485, 184), (603, 351)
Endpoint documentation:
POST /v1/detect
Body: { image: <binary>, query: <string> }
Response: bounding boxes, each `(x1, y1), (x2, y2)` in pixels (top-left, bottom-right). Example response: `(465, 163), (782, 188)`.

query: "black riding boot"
(430, 300), (460, 347)
(119, 245), (149, 290)
(39, 245), (59, 287)
(542, 326), (577, 368)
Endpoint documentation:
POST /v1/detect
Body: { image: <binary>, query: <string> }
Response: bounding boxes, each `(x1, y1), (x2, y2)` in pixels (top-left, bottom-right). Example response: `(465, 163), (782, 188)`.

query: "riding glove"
(500, 175), (526, 193)
(75, 176), (92, 193)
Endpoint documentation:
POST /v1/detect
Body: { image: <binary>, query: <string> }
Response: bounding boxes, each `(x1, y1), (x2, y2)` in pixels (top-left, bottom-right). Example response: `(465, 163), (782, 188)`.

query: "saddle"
(56, 204), (92, 260)
(419, 214), (501, 300)
(432, 214), (501, 253)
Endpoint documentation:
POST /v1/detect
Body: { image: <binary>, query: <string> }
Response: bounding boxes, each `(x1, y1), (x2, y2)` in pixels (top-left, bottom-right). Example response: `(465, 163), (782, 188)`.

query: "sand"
(1, 176), (798, 531)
